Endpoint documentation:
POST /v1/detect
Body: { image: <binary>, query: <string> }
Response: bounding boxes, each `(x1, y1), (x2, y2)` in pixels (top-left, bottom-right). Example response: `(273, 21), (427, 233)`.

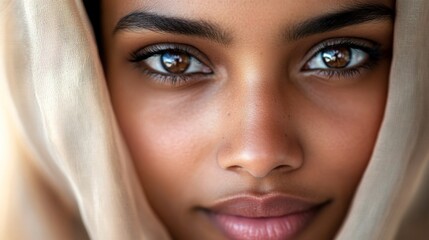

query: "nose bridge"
(241, 80), (284, 153)
(217, 66), (303, 178)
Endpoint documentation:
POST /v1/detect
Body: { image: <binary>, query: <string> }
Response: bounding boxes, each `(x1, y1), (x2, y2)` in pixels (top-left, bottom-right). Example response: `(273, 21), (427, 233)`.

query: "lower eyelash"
(315, 62), (375, 79)
(141, 68), (212, 87)
(141, 68), (190, 86)
(316, 68), (363, 79)
(129, 44), (214, 86)
(302, 38), (385, 79)
(310, 48), (384, 79)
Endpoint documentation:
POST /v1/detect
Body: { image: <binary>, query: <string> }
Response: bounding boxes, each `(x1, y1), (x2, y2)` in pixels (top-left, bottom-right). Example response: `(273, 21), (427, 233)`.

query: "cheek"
(110, 86), (221, 208)
(297, 77), (387, 199)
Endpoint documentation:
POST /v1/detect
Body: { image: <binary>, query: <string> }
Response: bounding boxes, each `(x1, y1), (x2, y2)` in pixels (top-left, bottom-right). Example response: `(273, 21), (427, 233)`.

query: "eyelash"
(302, 38), (382, 79)
(128, 39), (383, 85)
(129, 44), (212, 85)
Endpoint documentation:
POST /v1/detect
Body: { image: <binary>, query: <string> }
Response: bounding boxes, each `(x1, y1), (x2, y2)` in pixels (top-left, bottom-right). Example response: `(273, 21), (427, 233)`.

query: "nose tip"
(217, 136), (304, 178)
(215, 69), (304, 178)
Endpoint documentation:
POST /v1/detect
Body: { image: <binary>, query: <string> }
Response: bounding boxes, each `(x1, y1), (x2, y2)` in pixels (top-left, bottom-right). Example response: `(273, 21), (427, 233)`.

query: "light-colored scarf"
(0, 0), (428, 239)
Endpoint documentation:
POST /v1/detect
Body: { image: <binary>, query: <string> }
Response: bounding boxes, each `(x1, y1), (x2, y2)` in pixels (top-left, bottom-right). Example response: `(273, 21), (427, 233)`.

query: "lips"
(205, 193), (323, 240)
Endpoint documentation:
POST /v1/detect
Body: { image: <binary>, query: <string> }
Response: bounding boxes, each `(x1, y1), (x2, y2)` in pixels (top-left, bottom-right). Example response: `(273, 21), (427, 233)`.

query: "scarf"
(1, 0), (428, 239)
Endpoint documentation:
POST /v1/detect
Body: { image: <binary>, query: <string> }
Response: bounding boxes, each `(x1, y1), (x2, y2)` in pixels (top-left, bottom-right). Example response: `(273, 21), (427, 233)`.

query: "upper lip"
(206, 193), (321, 218)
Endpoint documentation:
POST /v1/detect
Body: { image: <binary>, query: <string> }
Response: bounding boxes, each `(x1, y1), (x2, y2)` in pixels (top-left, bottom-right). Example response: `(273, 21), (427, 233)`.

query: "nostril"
(272, 163), (300, 174)
(219, 153), (304, 178)
(227, 165), (243, 172)
(223, 160), (294, 178)
(273, 164), (288, 171)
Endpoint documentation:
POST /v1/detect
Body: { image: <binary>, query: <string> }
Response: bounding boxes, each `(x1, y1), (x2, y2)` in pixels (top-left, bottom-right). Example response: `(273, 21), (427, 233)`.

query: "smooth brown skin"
(101, 0), (393, 239)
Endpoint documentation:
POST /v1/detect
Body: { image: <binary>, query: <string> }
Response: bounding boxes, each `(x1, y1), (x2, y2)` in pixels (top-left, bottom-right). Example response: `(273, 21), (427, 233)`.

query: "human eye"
(302, 38), (383, 79)
(129, 43), (213, 86)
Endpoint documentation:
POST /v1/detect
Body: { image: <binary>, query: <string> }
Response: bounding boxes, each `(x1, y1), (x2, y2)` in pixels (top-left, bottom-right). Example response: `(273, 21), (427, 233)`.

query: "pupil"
(161, 51), (191, 73)
(322, 47), (351, 68)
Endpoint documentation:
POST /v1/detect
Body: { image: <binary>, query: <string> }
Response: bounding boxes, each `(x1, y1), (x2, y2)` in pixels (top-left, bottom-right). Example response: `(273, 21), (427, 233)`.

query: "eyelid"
(129, 43), (214, 69)
(128, 43), (215, 87)
(301, 37), (381, 69)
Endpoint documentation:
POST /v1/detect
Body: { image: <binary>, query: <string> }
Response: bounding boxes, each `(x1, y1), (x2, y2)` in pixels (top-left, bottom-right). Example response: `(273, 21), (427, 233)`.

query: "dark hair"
(83, 0), (103, 56)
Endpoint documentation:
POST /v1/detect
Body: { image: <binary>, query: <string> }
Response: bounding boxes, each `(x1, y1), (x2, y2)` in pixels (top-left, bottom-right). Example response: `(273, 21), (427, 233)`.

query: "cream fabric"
(0, 0), (428, 239)
(337, 0), (429, 239)
(0, 0), (169, 239)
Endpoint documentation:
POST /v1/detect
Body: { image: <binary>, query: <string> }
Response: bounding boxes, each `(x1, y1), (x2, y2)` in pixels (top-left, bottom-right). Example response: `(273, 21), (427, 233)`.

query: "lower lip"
(209, 210), (317, 240)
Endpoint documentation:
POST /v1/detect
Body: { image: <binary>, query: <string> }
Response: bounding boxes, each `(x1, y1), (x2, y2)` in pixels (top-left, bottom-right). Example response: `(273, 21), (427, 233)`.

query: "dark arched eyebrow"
(113, 11), (233, 45)
(287, 3), (395, 41)
(113, 3), (394, 44)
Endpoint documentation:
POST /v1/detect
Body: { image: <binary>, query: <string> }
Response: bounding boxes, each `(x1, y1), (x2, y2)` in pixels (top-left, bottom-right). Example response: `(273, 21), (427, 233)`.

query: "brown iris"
(161, 51), (191, 73)
(322, 47), (351, 68)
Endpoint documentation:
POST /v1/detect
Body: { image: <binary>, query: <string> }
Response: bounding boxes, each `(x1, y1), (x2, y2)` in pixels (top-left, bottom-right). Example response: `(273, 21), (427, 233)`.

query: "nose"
(216, 78), (304, 178)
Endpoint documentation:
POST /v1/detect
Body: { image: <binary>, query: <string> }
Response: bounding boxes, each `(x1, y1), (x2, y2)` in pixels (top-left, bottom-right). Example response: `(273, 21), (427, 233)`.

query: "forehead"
(101, 0), (394, 33)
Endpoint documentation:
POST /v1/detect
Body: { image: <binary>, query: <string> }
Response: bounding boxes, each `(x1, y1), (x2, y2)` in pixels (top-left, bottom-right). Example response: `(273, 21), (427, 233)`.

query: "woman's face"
(101, 0), (393, 239)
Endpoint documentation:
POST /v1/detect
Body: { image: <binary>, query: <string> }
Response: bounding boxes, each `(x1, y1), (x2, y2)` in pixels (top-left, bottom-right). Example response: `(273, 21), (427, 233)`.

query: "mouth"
(203, 193), (327, 240)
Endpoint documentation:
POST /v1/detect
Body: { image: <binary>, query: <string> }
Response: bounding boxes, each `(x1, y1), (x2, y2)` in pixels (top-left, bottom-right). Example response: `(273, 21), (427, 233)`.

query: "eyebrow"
(113, 11), (232, 45)
(287, 3), (395, 41)
(113, 3), (394, 44)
